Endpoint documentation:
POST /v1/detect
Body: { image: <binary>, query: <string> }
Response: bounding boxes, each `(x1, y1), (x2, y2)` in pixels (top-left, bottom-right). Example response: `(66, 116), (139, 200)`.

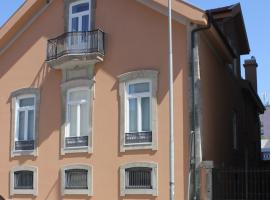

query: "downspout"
(189, 12), (211, 200)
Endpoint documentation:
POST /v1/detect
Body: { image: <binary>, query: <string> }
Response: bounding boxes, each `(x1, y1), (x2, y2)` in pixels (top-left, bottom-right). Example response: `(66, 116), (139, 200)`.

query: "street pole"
(168, 0), (175, 200)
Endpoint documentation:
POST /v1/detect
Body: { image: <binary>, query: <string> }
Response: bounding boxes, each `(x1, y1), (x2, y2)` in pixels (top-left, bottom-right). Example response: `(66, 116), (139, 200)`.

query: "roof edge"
(137, 0), (208, 25)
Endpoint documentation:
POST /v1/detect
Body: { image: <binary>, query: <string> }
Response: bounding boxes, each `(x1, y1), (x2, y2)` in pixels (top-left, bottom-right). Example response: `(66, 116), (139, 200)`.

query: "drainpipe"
(189, 12), (211, 200)
(168, 1), (175, 200)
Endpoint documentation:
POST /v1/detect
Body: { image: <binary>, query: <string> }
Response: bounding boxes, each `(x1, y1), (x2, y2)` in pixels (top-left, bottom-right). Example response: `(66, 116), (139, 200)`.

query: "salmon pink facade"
(0, 1), (263, 200)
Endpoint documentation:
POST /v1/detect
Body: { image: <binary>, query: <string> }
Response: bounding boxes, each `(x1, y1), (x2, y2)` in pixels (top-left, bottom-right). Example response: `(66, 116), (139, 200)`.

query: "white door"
(68, 0), (91, 50)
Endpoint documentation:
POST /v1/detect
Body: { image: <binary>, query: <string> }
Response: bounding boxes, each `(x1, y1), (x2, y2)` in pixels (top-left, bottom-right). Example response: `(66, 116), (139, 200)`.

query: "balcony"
(46, 29), (105, 69)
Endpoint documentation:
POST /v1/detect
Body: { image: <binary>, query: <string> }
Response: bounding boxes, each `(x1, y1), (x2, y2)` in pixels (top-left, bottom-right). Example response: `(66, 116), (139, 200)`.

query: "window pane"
(72, 3), (89, 14)
(69, 90), (89, 102)
(80, 103), (89, 136)
(27, 110), (34, 140)
(69, 104), (77, 137)
(71, 17), (79, 32)
(129, 98), (138, 132)
(141, 97), (150, 131)
(82, 15), (89, 31)
(19, 97), (34, 107)
(14, 171), (33, 189)
(18, 111), (25, 140)
(65, 169), (88, 189)
(129, 82), (150, 94)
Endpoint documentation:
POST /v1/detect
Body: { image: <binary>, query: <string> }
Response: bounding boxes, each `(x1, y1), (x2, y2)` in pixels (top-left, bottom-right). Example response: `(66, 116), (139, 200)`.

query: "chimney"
(244, 56), (258, 92)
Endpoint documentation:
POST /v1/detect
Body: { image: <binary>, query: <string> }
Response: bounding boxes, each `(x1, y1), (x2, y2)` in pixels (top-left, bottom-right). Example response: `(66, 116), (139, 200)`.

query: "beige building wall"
(0, 0), (191, 199)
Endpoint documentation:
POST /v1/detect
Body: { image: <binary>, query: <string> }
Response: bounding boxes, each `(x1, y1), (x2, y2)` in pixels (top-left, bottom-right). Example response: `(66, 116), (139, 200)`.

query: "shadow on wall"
(7, 62), (61, 164)
(44, 178), (59, 200)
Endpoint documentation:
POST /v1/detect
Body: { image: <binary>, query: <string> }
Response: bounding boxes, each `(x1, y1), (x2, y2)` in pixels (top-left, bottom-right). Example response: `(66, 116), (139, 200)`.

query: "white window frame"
(69, 0), (91, 32)
(61, 164), (93, 196)
(10, 166), (38, 196)
(124, 79), (152, 145)
(118, 70), (158, 152)
(120, 162), (158, 196)
(65, 87), (90, 148)
(14, 94), (36, 143)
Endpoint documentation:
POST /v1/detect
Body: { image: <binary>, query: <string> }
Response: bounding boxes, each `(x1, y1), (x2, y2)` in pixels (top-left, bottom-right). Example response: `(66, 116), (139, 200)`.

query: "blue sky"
(0, 0), (269, 100)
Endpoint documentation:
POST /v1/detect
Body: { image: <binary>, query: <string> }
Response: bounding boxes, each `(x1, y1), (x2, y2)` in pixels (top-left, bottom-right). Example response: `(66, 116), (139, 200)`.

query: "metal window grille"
(65, 136), (88, 148)
(15, 140), (35, 151)
(14, 170), (33, 189)
(125, 167), (152, 189)
(125, 132), (152, 144)
(65, 169), (88, 189)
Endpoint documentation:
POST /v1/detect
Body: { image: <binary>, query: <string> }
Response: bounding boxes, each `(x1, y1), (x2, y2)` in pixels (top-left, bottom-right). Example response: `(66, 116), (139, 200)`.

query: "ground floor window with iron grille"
(120, 162), (157, 196)
(61, 165), (92, 196)
(14, 170), (34, 189)
(10, 166), (37, 196)
(125, 167), (152, 189)
(65, 169), (88, 189)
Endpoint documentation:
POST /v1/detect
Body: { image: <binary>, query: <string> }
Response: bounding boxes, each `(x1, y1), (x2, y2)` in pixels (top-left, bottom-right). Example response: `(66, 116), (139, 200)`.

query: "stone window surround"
(61, 164), (93, 196)
(10, 88), (40, 158)
(120, 162), (158, 196)
(64, 0), (96, 32)
(60, 78), (94, 155)
(118, 70), (158, 152)
(10, 165), (38, 196)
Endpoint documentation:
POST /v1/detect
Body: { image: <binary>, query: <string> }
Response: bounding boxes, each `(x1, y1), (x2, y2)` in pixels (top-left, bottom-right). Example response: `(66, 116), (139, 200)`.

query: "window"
(120, 162), (157, 196)
(15, 96), (36, 151)
(60, 77), (94, 155)
(233, 111), (238, 150)
(61, 165), (92, 196)
(65, 169), (88, 189)
(10, 166), (38, 196)
(11, 88), (40, 157)
(118, 70), (158, 152)
(125, 167), (152, 189)
(125, 81), (152, 145)
(69, 0), (91, 32)
(14, 171), (34, 189)
(65, 87), (90, 149)
(261, 121), (264, 136)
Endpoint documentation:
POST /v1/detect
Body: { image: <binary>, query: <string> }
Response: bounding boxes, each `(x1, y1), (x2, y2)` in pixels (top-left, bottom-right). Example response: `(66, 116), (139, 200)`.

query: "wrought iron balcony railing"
(65, 136), (88, 148)
(15, 140), (35, 151)
(125, 132), (152, 145)
(46, 29), (104, 61)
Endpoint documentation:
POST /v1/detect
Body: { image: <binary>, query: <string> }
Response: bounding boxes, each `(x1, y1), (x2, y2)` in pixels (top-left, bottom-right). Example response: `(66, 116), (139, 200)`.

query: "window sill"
(11, 149), (37, 158)
(121, 143), (156, 152)
(61, 146), (92, 155)
(121, 188), (157, 196)
(62, 189), (92, 196)
(11, 189), (37, 196)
